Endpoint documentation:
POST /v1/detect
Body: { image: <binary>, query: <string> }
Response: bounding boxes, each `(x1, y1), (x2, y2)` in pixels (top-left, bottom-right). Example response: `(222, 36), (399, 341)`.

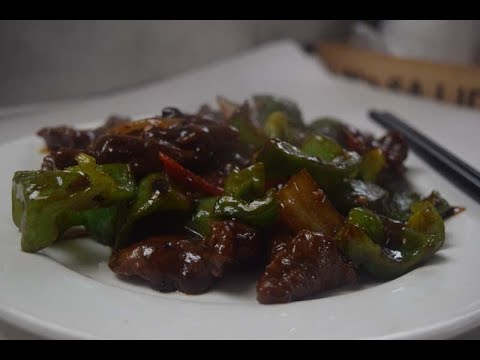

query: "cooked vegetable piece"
(328, 179), (388, 215)
(213, 189), (279, 229)
(420, 191), (462, 220)
(256, 138), (361, 193)
(223, 162), (265, 200)
(382, 191), (457, 222)
(12, 154), (135, 252)
(337, 203), (445, 279)
(64, 206), (119, 246)
(188, 197), (218, 237)
(309, 117), (346, 142)
(347, 207), (385, 245)
(359, 148), (386, 182)
(228, 103), (265, 147)
(115, 172), (192, 249)
(159, 152), (224, 196)
(264, 111), (288, 140)
(253, 94), (304, 127)
(383, 191), (421, 222)
(277, 169), (344, 236)
(302, 134), (344, 161)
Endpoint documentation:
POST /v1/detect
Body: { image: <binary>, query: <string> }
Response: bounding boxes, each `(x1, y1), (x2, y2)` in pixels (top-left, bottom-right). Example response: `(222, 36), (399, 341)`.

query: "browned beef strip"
(140, 116), (240, 172)
(37, 126), (94, 151)
(340, 126), (408, 171)
(205, 220), (263, 277)
(340, 126), (376, 155)
(41, 148), (89, 170)
(92, 135), (166, 177)
(266, 226), (294, 261)
(39, 113), (246, 179)
(109, 220), (262, 295)
(94, 115), (131, 138)
(109, 235), (214, 294)
(378, 130), (408, 167)
(37, 115), (131, 151)
(257, 230), (356, 304)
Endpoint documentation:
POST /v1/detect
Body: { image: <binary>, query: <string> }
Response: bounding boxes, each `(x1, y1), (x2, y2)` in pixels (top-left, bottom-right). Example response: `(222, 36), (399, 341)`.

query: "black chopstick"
(369, 110), (480, 203)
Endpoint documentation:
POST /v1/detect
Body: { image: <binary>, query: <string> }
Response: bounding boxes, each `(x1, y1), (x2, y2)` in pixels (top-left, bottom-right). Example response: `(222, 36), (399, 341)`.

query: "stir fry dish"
(11, 95), (462, 304)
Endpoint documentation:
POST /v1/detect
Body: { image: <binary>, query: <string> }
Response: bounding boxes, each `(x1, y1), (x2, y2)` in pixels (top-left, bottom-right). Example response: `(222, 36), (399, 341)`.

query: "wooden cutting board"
(317, 42), (480, 110)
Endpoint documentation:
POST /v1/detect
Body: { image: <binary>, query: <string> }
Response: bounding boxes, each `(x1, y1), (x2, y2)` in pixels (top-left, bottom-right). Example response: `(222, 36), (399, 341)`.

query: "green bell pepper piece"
(309, 117), (346, 142)
(264, 111), (288, 140)
(213, 188), (279, 228)
(383, 191), (421, 222)
(253, 94), (304, 127)
(12, 154), (136, 252)
(64, 206), (119, 246)
(383, 191), (455, 222)
(115, 172), (192, 248)
(229, 103), (265, 147)
(347, 207), (385, 245)
(256, 139), (361, 193)
(359, 148), (386, 182)
(328, 179), (388, 215)
(416, 191), (460, 220)
(188, 197), (218, 237)
(337, 203), (445, 280)
(224, 162), (265, 200)
(302, 134), (344, 161)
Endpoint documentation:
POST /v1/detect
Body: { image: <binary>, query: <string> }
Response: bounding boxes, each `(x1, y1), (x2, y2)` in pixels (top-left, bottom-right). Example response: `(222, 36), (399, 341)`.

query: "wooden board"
(318, 42), (480, 110)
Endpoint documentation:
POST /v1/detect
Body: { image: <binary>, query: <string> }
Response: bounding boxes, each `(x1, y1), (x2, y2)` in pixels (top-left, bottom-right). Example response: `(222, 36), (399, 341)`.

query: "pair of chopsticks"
(369, 111), (480, 203)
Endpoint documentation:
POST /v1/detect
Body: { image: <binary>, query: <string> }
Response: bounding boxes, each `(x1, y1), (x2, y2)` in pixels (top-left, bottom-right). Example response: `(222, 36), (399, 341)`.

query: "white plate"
(1, 40), (480, 339)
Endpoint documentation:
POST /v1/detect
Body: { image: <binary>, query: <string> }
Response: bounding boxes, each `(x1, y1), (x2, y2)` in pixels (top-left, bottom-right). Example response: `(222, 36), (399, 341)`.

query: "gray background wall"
(0, 20), (352, 107)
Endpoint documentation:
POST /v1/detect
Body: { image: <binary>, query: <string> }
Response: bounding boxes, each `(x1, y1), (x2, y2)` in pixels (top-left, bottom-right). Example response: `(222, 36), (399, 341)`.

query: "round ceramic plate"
(1, 128), (480, 339)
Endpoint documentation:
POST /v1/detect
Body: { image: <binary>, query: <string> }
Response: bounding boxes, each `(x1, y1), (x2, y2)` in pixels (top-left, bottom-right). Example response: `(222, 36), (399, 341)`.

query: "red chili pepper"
(159, 152), (224, 196)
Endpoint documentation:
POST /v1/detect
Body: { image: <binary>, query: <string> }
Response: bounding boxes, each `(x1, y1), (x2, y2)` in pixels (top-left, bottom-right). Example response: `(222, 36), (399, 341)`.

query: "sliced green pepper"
(263, 111), (305, 145)
(347, 207), (385, 245)
(327, 179), (388, 215)
(383, 191), (421, 222)
(224, 163), (265, 201)
(229, 103), (265, 147)
(188, 197), (218, 237)
(337, 203), (445, 280)
(417, 191), (461, 220)
(382, 191), (456, 222)
(302, 134), (344, 161)
(256, 139), (361, 193)
(264, 111), (288, 140)
(213, 189), (279, 228)
(12, 154), (136, 252)
(64, 206), (119, 246)
(115, 172), (192, 248)
(309, 117), (346, 142)
(253, 94), (304, 127)
(359, 148), (386, 182)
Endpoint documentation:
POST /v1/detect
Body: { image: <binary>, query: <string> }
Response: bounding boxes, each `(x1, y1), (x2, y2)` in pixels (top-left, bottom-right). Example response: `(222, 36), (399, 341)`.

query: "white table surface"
(1, 39), (479, 339)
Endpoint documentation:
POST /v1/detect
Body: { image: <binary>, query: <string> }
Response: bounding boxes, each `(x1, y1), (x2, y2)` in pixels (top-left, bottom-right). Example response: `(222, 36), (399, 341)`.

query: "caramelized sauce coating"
(205, 220), (263, 277)
(109, 220), (263, 294)
(257, 230), (356, 304)
(109, 235), (213, 294)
